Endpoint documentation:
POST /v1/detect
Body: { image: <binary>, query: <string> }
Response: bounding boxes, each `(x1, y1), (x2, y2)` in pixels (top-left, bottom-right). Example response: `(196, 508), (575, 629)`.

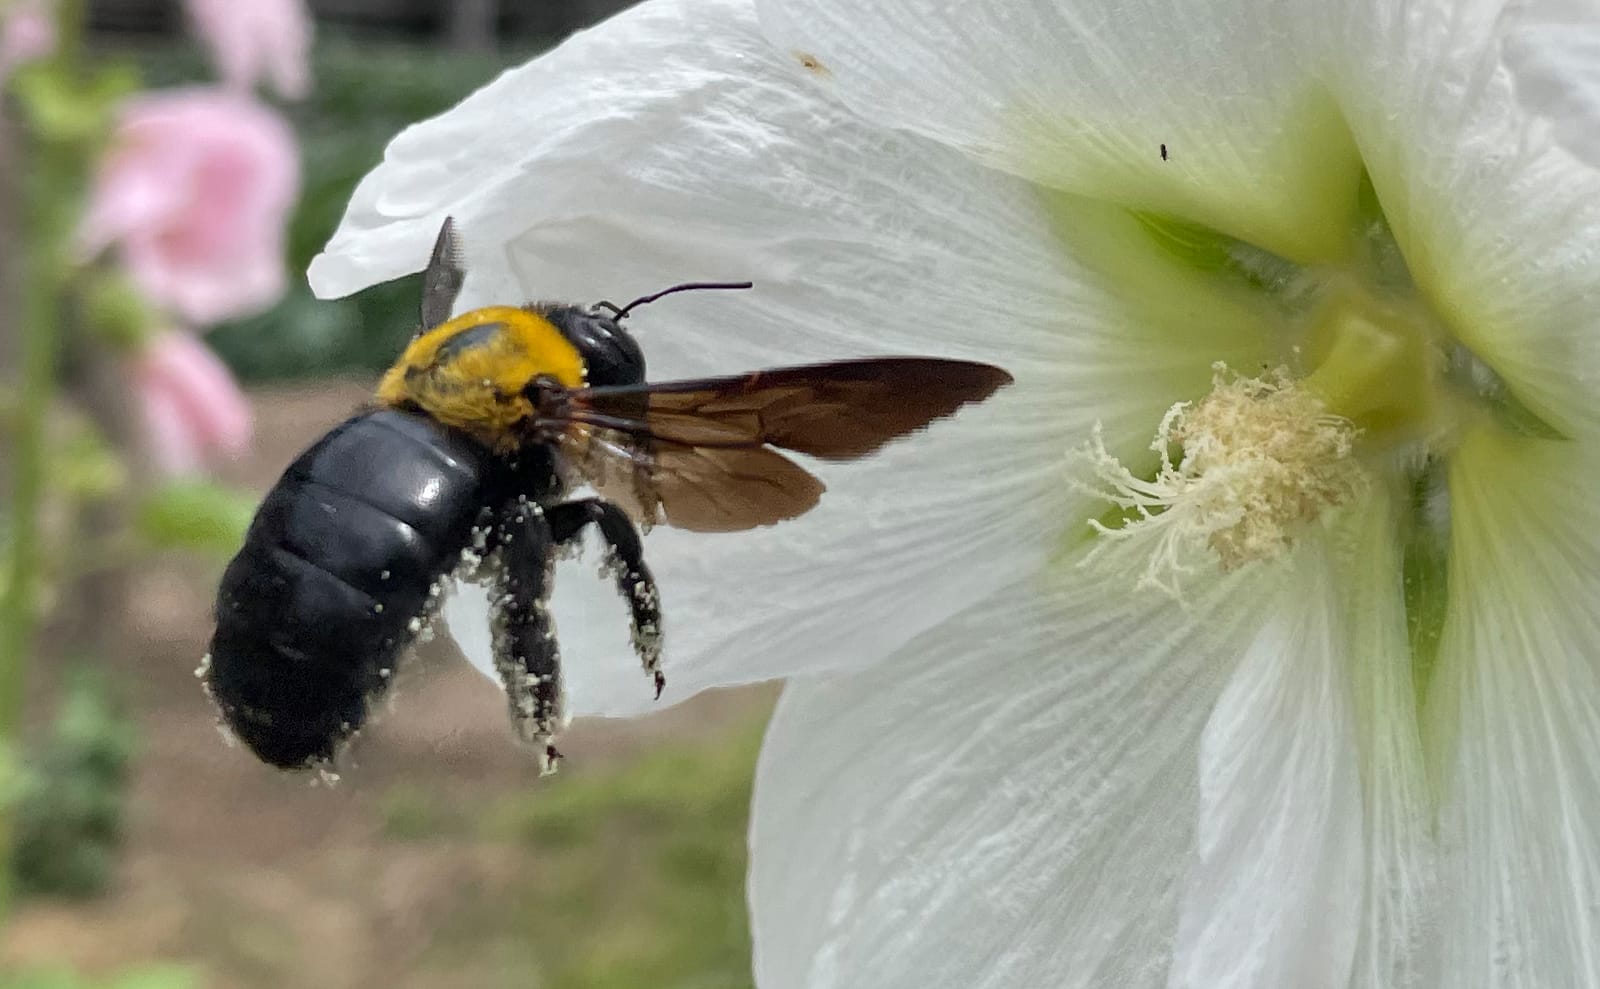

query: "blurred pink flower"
(79, 88), (301, 326)
(183, 0), (313, 100)
(0, 0), (56, 81)
(130, 330), (253, 475)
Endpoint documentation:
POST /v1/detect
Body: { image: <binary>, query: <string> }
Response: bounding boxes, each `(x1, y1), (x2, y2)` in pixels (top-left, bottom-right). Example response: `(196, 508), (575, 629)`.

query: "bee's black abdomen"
(206, 409), (501, 768)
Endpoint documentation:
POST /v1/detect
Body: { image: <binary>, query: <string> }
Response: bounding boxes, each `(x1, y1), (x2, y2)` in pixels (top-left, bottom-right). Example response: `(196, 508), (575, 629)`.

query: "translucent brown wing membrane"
(558, 422), (657, 522)
(559, 424), (825, 531)
(646, 446), (823, 531)
(566, 358), (1014, 459)
(544, 358), (1012, 533)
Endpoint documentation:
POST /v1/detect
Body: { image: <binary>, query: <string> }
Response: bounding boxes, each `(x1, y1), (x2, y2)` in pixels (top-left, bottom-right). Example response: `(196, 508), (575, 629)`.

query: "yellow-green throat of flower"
(1072, 221), (1470, 595)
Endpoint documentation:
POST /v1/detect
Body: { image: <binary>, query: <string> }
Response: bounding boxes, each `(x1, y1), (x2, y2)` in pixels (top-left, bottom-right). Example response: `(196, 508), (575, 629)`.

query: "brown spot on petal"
(795, 51), (830, 76)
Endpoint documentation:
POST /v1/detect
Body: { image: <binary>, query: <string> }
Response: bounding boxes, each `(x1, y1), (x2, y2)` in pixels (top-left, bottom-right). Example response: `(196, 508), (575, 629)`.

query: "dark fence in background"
(88, 0), (635, 47)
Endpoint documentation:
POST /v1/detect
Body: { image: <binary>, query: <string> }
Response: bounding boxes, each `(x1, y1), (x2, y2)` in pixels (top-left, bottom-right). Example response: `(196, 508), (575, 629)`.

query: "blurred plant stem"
(67, 350), (144, 645)
(0, 0), (91, 923)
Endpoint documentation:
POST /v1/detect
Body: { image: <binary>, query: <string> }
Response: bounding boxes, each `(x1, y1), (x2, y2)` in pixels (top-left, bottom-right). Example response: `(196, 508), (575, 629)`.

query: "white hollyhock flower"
(309, 0), (1600, 987)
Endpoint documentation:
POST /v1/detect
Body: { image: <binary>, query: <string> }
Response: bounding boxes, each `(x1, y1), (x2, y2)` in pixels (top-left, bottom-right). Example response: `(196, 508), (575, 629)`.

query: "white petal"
(1502, 0), (1600, 167)
(1428, 427), (1600, 989)
(1168, 538), (1364, 989)
(1168, 495), (1439, 989)
(1307, 0), (1600, 442)
(1333, 495), (1439, 989)
(756, 0), (1364, 263)
(749, 553), (1285, 989)
(316, 0), (1279, 716)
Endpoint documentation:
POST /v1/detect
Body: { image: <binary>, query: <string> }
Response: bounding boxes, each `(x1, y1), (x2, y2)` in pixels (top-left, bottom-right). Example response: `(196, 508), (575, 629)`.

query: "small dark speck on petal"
(795, 51), (830, 76)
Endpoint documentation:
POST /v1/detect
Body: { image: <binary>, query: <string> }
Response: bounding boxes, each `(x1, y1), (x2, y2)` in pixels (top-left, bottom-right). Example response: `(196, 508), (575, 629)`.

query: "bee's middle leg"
(545, 498), (663, 698)
(488, 498), (565, 773)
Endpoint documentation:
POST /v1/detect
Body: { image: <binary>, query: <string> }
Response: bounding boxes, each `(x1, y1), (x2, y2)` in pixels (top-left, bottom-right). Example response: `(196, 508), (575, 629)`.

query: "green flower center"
(1048, 141), (1572, 647)
(1298, 287), (1443, 443)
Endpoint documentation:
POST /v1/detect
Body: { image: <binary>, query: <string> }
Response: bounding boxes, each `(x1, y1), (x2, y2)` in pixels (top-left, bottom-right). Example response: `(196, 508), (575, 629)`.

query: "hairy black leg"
(487, 497), (565, 774)
(545, 498), (664, 699)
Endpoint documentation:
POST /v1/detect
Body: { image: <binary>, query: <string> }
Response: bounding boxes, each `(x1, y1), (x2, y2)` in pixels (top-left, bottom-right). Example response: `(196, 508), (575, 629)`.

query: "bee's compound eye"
(569, 315), (646, 386)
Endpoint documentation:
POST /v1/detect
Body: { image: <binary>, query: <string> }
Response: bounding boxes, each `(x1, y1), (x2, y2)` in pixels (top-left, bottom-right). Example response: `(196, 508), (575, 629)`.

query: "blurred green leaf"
(104, 967), (198, 989)
(0, 969), (79, 989)
(79, 270), (160, 351)
(0, 740), (28, 811)
(51, 421), (127, 502)
(133, 481), (256, 558)
(11, 669), (137, 901)
(10, 61), (138, 147)
(0, 966), (197, 989)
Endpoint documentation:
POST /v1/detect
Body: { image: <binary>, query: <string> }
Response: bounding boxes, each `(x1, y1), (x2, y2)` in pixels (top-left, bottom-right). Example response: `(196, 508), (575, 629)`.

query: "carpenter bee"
(203, 218), (1013, 772)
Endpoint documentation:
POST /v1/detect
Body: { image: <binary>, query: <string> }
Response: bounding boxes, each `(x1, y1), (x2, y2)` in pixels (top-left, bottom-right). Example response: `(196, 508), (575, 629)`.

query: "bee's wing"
(417, 216), (467, 336)
(556, 421), (826, 532)
(543, 357), (1013, 533)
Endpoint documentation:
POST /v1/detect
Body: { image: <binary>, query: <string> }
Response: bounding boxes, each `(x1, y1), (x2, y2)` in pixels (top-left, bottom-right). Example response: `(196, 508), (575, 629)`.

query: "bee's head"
(557, 310), (647, 387)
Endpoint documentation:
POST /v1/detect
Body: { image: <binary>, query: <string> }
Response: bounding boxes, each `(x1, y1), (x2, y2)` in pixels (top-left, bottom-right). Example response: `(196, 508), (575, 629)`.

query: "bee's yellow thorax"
(376, 306), (585, 450)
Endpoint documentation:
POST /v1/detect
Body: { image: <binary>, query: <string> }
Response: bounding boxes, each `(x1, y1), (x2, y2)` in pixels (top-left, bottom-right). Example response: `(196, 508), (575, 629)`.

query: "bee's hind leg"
(487, 498), (565, 774)
(544, 498), (663, 699)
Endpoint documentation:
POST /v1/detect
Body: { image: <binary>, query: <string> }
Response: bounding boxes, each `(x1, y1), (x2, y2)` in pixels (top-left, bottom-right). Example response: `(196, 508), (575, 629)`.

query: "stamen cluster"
(1075, 364), (1366, 596)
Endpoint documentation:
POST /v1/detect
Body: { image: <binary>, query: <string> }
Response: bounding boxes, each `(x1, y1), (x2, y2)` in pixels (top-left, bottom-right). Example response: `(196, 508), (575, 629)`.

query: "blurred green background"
(3, 8), (773, 988)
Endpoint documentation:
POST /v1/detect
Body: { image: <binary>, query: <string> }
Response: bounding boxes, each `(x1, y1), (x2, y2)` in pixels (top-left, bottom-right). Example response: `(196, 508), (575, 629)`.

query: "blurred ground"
(2, 381), (772, 989)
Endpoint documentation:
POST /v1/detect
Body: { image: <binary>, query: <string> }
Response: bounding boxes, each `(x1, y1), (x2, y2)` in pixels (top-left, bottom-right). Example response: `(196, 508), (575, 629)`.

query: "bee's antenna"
(592, 281), (754, 320)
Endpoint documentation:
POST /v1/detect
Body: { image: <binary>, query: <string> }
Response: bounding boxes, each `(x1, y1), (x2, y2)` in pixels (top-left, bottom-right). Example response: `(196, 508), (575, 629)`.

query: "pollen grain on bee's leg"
(486, 500), (570, 775)
(1071, 364), (1366, 598)
(624, 563), (665, 695)
(546, 498), (664, 701)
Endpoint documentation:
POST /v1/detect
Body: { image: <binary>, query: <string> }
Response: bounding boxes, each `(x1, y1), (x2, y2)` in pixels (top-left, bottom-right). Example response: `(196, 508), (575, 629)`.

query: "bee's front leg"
(486, 498), (565, 774)
(544, 498), (663, 699)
